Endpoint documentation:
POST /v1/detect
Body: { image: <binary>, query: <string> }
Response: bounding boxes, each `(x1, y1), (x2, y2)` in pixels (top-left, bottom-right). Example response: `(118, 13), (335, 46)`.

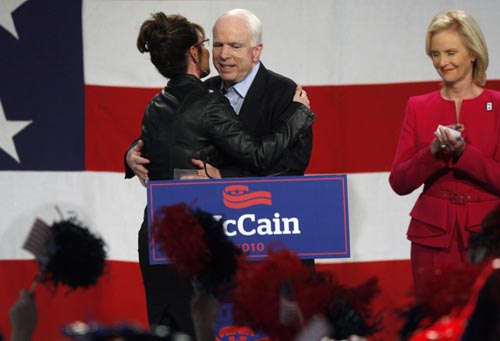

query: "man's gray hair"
(222, 8), (262, 46)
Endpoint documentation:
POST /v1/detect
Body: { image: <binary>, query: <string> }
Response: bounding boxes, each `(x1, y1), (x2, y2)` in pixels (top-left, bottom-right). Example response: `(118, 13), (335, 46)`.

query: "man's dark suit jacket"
(205, 63), (313, 177)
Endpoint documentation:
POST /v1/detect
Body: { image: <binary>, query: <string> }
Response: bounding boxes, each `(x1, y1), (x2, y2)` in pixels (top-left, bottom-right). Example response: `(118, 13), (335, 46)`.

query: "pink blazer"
(390, 89), (500, 248)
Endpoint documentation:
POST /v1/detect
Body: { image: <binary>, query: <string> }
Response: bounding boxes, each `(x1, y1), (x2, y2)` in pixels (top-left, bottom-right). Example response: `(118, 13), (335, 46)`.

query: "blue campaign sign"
(147, 174), (350, 264)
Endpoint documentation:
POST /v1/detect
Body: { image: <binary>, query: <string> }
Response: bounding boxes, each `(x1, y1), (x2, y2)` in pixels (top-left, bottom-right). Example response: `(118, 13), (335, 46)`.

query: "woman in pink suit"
(389, 9), (500, 286)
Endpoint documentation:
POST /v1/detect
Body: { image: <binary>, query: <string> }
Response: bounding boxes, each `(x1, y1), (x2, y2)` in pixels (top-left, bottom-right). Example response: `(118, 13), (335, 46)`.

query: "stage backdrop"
(1, 1), (499, 340)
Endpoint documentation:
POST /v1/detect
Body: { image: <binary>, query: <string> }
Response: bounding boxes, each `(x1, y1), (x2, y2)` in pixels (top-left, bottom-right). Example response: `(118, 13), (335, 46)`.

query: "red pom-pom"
(152, 203), (209, 276)
(232, 249), (332, 340)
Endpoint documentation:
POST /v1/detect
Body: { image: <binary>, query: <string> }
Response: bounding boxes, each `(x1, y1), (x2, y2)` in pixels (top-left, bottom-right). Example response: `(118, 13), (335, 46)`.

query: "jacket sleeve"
(451, 142), (500, 195)
(266, 127), (313, 176)
(202, 97), (315, 172)
(219, 102), (313, 178)
(389, 98), (448, 195)
(264, 84), (312, 176)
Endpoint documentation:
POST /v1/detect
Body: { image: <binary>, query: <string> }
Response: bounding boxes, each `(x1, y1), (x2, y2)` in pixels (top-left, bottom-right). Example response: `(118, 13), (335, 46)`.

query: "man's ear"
(252, 43), (263, 63)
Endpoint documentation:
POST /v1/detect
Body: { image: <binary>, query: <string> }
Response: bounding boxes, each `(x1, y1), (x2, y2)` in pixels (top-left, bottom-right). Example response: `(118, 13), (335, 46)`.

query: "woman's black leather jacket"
(140, 74), (315, 180)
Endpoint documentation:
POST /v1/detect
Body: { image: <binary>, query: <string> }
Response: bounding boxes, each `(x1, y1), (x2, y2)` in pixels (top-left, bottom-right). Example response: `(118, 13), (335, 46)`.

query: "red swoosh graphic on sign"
(223, 185), (272, 209)
(223, 190), (272, 203)
(224, 197), (272, 209)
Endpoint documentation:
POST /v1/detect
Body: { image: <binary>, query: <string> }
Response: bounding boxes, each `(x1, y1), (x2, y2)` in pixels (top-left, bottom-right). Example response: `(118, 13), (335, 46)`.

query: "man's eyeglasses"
(194, 38), (210, 48)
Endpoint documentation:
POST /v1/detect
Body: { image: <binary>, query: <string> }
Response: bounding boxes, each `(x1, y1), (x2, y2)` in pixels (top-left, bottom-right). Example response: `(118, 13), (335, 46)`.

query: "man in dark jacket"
(203, 8), (312, 178)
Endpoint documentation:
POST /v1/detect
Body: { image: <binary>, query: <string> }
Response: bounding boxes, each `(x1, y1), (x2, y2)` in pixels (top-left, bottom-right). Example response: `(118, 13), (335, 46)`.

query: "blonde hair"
(425, 9), (488, 86)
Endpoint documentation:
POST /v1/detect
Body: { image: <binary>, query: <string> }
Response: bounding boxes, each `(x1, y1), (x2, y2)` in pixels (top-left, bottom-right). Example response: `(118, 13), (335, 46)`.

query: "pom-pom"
(191, 208), (241, 295)
(233, 249), (334, 339)
(232, 248), (381, 340)
(152, 204), (209, 277)
(152, 203), (241, 294)
(40, 217), (107, 290)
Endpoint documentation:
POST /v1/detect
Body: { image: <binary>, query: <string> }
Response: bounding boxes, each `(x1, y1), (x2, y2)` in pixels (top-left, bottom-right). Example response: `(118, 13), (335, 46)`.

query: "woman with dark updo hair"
(128, 12), (314, 338)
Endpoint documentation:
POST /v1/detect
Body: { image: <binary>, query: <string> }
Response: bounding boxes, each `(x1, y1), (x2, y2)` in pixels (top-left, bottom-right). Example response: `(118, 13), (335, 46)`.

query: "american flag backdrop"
(1, 0), (500, 340)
